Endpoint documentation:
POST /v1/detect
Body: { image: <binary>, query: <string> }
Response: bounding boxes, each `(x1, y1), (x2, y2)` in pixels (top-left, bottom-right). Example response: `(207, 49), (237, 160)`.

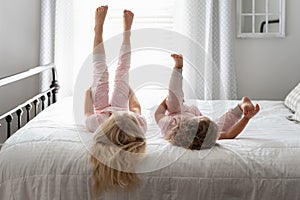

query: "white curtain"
(39, 0), (56, 92)
(178, 0), (237, 100)
(53, 0), (176, 98)
(54, 0), (75, 97)
(45, 0), (237, 100)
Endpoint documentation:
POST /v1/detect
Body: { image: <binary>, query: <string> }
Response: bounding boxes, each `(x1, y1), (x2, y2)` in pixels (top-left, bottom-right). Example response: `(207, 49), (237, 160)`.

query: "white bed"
(1, 97), (300, 200)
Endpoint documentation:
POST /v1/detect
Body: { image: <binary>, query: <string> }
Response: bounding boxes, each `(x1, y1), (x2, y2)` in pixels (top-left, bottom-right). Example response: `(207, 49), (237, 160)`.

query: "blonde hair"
(167, 116), (219, 150)
(89, 111), (146, 198)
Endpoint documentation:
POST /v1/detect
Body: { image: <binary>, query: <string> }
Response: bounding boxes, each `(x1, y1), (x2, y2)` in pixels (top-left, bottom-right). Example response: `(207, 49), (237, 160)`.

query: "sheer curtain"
(178, 0), (237, 100)
(39, 0), (56, 92)
(53, 0), (176, 98)
(45, 0), (237, 100)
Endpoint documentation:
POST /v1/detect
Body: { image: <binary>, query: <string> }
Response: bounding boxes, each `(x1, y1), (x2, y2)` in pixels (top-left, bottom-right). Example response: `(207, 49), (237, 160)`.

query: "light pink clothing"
(215, 106), (243, 132)
(85, 45), (147, 133)
(166, 68), (202, 116)
(158, 68), (242, 138)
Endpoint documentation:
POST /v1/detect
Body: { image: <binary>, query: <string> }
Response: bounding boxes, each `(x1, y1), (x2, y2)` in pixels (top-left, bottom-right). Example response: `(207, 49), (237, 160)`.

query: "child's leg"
(166, 54), (184, 114)
(91, 6), (109, 113)
(215, 105), (243, 132)
(215, 97), (259, 132)
(110, 10), (134, 109)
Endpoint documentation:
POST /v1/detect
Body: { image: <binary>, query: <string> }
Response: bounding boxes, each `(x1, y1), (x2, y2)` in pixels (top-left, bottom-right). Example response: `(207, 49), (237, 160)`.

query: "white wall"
(234, 0), (300, 100)
(0, 0), (40, 143)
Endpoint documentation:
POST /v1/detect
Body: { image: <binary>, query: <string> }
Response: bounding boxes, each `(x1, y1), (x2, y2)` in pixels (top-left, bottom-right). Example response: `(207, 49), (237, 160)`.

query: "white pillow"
(295, 109), (300, 122)
(284, 82), (300, 113)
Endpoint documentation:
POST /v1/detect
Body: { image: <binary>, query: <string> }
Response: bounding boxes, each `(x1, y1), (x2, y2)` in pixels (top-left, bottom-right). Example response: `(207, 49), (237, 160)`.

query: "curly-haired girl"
(155, 54), (260, 150)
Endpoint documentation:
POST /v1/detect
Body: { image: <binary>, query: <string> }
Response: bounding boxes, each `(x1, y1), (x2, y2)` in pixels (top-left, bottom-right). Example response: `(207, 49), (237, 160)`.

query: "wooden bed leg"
(16, 109), (23, 129)
(5, 115), (12, 138)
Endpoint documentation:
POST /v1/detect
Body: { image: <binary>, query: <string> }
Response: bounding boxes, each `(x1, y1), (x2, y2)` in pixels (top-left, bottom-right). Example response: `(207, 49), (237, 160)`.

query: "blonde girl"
(84, 6), (146, 198)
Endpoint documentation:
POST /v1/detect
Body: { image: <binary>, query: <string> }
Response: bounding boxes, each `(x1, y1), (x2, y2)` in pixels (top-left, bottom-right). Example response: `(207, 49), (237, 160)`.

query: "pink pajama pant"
(165, 68), (243, 133)
(85, 45), (135, 132)
(91, 45), (131, 113)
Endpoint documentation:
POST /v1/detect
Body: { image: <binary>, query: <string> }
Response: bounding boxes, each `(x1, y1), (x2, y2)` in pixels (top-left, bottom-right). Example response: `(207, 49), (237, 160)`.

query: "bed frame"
(0, 64), (59, 140)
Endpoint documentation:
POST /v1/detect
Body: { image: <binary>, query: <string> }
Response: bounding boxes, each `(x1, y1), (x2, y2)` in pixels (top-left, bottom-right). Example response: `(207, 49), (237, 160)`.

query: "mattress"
(0, 97), (300, 200)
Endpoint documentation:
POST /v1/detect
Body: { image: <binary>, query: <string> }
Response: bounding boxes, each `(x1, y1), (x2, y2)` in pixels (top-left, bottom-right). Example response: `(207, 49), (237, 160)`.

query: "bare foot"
(123, 9), (134, 31)
(171, 54), (183, 69)
(238, 96), (260, 119)
(94, 6), (108, 31)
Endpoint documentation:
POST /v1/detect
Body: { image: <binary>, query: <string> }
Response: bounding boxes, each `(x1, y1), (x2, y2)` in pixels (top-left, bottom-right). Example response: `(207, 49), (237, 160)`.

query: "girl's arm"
(218, 117), (249, 139)
(219, 106), (259, 139)
(129, 88), (141, 115)
(84, 88), (94, 117)
(154, 98), (167, 124)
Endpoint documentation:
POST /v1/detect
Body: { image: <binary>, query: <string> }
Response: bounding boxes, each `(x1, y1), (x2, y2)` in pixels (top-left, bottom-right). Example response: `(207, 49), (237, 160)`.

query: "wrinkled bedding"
(1, 97), (300, 200)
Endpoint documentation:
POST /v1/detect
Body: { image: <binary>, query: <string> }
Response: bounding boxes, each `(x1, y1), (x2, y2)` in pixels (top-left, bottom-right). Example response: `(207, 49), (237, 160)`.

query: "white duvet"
(1, 98), (300, 200)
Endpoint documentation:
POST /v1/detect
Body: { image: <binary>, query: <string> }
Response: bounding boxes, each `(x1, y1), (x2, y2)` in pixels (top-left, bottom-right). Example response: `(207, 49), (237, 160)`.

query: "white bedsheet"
(1, 98), (300, 200)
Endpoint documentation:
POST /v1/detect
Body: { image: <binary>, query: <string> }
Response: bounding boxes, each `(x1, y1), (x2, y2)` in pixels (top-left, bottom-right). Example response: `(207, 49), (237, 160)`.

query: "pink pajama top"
(86, 109), (147, 134)
(157, 68), (243, 138)
(158, 104), (243, 138)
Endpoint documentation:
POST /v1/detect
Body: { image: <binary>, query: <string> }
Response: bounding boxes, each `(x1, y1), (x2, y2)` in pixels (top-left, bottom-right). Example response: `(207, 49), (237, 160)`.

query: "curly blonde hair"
(167, 116), (219, 150)
(89, 111), (146, 198)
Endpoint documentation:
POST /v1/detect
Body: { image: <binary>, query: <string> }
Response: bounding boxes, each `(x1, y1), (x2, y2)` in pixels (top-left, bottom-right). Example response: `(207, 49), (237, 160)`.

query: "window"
(70, 0), (177, 104)
(237, 0), (285, 38)
(103, 0), (177, 69)
(55, 0), (178, 98)
(102, 0), (177, 104)
(72, 0), (177, 73)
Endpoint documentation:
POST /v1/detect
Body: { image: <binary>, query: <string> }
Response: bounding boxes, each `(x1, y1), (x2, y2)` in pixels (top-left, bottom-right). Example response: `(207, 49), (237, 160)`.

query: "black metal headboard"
(0, 64), (59, 140)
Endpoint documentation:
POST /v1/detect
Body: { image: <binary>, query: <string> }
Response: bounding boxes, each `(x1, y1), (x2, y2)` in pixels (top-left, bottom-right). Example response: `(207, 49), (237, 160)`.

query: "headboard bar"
(50, 68), (59, 103)
(33, 99), (39, 116)
(0, 87), (56, 138)
(0, 64), (59, 140)
(16, 109), (23, 129)
(0, 64), (55, 87)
